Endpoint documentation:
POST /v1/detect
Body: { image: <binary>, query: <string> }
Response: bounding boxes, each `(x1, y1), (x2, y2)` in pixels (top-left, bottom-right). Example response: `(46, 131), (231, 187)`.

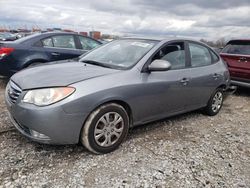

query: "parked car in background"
(0, 32), (102, 77)
(6, 38), (230, 154)
(15, 32), (33, 39)
(0, 32), (17, 41)
(220, 39), (250, 88)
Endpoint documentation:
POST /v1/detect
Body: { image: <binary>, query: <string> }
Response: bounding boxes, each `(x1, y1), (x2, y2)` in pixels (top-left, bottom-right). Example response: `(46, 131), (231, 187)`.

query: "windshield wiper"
(81, 60), (113, 69)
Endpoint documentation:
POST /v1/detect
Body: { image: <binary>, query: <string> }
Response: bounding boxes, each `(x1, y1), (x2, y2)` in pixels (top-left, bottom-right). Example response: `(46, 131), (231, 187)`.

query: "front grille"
(7, 81), (22, 104)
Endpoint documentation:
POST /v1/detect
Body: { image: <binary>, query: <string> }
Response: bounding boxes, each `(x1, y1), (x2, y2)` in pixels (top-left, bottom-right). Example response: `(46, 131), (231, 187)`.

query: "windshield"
(80, 39), (158, 69)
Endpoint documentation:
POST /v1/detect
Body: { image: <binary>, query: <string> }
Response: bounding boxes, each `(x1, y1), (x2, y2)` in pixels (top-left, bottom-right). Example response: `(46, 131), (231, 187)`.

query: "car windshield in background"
(222, 41), (250, 55)
(80, 39), (158, 69)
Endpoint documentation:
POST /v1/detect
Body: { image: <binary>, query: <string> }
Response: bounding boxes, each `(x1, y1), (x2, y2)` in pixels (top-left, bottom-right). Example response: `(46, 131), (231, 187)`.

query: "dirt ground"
(0, 78), (249, 188)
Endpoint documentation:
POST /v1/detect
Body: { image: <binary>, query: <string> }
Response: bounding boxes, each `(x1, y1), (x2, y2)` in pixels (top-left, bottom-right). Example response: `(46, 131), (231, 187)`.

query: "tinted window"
(189, 43), (212, 67)
(79, 36), (100, 50)
(42, 38), (53, 47)
(222, 42), (250, 55)
(152, 42), (186, 70)
(52, 35), (76, 49)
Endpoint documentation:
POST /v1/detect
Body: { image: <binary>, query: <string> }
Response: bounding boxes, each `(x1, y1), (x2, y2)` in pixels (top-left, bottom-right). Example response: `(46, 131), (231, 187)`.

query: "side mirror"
(148, 59), (171, 72)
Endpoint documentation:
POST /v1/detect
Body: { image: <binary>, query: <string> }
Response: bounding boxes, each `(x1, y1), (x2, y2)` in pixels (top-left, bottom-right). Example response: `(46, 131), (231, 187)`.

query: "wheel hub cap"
(94, 112), (124, 147)
(212, 92), (223, 112)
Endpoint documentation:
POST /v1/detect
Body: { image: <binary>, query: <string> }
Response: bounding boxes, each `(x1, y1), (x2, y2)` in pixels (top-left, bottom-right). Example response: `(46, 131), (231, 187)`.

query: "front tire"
(80, 103), (129, 154)
(204, 88), (224, 116)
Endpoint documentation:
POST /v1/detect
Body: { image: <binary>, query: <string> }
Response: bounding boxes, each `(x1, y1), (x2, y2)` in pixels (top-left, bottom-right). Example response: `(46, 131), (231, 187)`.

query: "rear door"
(42, 34), (82, 61)
(185, 41), (223, 108)
(220, 40), (250, 80)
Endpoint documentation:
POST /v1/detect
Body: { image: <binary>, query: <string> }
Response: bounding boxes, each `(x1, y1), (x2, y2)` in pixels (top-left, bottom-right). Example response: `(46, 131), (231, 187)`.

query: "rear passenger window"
(152, 42), (186, 70)
(52, 35), (76, 49)
(189, 43), (212, 67)
(42, 38), (53, 47)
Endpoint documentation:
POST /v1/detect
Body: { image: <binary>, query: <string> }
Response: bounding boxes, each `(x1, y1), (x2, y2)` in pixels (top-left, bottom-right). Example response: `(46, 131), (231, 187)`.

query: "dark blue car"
(0, 32), (101, 76)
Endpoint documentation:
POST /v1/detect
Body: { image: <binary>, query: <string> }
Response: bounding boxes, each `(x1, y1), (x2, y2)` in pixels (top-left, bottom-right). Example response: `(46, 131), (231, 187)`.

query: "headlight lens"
(23, 87), (75, 106)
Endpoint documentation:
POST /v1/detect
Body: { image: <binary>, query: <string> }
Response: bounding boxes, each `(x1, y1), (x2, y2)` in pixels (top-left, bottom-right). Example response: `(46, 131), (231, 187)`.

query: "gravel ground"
(0, 78), (249, 188)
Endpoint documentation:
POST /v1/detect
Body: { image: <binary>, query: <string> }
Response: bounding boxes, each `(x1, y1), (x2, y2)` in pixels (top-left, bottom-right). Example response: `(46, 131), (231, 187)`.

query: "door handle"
(238, 57), (247, 63)
(213, 73), (220, 79)
(180, 78), (189, 85)
(51, 52), (60, 56)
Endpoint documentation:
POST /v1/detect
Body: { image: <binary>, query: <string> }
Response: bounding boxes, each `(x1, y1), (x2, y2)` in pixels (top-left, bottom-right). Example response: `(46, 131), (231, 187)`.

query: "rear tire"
(204, 88), (224, 116)
(80, 103), (129, 154)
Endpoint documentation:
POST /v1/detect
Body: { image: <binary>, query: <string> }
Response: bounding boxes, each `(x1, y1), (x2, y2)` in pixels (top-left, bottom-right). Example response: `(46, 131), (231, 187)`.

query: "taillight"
(0, 47), (14, 57)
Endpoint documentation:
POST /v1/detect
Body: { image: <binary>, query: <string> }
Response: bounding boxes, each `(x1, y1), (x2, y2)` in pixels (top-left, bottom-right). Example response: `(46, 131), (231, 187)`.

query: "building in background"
(89, 31), (101, 40)
(79, 32), (88, 36)
(0, 29), (9, 32)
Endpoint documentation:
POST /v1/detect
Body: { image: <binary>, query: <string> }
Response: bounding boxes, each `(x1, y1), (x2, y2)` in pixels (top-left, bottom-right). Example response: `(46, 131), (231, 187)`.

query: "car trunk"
(220, 40), (250, 81)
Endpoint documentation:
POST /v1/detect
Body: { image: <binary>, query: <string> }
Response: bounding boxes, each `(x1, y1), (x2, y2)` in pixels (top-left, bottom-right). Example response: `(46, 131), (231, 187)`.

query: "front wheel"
(80, 103), (129, 154)
(204, 88), (224, 116)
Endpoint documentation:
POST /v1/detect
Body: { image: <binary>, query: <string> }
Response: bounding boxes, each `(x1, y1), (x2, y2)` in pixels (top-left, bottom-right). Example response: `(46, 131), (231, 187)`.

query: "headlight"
(22, 87), (75, 106)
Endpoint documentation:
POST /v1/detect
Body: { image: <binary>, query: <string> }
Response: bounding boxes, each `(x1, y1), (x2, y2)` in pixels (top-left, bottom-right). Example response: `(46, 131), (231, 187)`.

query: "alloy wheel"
(211, 91), (223, 112)
(94, 112), (124, 147)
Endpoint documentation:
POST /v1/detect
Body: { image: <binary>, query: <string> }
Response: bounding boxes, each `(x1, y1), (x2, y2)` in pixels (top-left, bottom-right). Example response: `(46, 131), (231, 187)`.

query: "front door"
(136, 41), (191, 122)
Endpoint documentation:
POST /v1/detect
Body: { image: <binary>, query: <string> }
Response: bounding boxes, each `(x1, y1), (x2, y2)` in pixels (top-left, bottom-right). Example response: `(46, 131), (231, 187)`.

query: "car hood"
(11, 62), (119, 90)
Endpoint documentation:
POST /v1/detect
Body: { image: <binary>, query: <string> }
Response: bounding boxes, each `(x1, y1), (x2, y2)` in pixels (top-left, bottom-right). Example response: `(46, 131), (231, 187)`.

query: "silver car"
(5, 38), (230, 154)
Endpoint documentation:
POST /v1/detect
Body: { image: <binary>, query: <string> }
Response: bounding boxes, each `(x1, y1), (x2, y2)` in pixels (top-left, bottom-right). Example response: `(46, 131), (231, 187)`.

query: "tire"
(80, 103), (129, 154)
(204, 88), (224, 116)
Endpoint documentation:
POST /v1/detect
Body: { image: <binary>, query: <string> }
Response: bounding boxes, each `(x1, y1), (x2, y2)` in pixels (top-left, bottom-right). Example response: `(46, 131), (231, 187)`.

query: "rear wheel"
(80, 103), (129, 154)
(204, 88), (224, 116)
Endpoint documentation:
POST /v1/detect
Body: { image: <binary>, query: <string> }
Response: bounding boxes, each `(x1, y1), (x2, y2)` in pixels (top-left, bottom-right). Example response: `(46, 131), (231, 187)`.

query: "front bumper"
(5, 91), (88, 145)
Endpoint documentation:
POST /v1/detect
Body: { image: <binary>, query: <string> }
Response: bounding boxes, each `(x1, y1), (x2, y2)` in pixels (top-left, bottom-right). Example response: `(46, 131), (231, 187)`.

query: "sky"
(0, 0), (249, 40)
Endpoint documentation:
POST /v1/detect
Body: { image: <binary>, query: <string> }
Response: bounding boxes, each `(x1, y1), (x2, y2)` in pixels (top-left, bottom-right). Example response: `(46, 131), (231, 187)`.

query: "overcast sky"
(0, 0), (249, 40)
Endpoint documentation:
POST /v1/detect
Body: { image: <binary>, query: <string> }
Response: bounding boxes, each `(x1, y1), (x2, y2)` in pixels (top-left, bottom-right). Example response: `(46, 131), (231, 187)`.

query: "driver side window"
(152, 42), (186, 70)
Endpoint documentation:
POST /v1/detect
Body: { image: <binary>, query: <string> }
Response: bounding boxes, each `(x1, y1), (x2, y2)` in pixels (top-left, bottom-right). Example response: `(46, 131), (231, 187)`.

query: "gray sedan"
(5, 38), (230, 154)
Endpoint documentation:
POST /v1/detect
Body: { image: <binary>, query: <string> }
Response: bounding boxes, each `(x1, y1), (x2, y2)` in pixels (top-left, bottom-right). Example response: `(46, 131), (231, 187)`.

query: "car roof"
(14, 31), (101, 44)
(38, 31), (78, 36)
(227, 39), (250, 44)
(120, 36), (218, 52)
(121, 36), (201, 43)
